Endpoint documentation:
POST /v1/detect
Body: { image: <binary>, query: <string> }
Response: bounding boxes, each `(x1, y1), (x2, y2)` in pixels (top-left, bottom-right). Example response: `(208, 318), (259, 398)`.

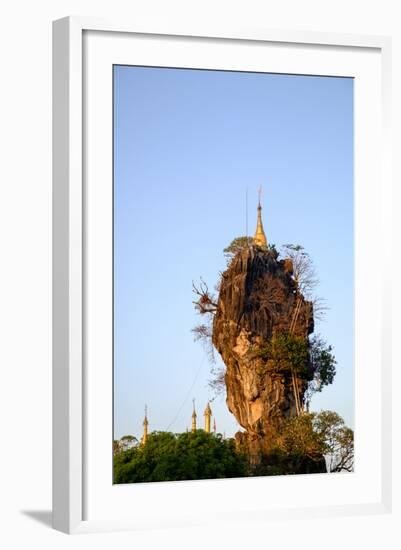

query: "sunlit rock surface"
(212, 246), (315, 463)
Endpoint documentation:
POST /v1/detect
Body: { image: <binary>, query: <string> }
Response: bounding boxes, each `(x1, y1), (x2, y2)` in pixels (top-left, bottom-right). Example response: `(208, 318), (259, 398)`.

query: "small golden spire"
(141, 404), (149, 445)
(191, 398), (197, 432)
(204, 401), (212, 433)
(253, 187), (268, 247)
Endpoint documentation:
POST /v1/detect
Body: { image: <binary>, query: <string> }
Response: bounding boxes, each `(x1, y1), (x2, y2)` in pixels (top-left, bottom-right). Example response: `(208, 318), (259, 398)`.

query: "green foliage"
(256, 410), (354, 474)
(223, 236), (279, 261)
(275, 413), (325, 461)
(113, 440), (121, 456)
(223, 236), (253, 260)
(309, 335), (336, 391)
(253, 332), (336, 406)
(114, 434), (139, 454)
(271, 410), (354, 473)
(249, 413), (329, 476)
(312, 410), (354, 472)
(113, 430), (247, 484)
(113, 413), (353, 481)
(255, 333), (310, 377)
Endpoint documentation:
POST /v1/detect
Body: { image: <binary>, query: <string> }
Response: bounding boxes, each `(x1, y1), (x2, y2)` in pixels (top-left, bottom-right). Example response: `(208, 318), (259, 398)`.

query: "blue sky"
(113, 65), (354, 440)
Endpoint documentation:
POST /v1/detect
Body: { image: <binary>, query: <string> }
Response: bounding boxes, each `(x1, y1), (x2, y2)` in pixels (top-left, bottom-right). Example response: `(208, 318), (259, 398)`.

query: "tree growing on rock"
(281, 244), (328, 321)
(223, 236), (253, 262)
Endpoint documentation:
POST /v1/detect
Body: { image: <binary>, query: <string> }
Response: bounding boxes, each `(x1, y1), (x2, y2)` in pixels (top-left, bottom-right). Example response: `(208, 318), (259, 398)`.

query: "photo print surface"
(113, 65), (354, 483)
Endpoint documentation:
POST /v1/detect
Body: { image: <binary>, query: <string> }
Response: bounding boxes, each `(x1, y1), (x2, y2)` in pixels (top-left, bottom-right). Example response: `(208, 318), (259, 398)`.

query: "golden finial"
(191, 398), (197, 432)
(253, 186), (268, 247)
(204, 401), (212, 433)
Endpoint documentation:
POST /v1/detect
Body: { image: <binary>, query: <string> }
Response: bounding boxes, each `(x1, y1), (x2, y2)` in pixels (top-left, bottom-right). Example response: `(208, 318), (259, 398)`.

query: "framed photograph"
(52, 17), (392, 534)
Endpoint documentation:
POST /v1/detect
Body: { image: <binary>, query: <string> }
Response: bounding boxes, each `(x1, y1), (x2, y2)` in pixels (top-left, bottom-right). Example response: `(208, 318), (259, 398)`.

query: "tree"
(274, 411), (354, 473)
(252, 332), (336, 413)
(192, 278), (218, 316)
(120, 435), (138, 451)
(191, 278), (219, 362)
(281, 244), (327, 320)
(191, 322), (215, 363)
(114, 435), (139, 455)
(224, 236), (279, 262)
(313, 410), (354, 472)
(304, 336), (337, 410)
(281, 244), (317, 295)
(113, 430), (247, 483)
(255, 333), (310, 378)
(223, 236), (253, 261)
(207, 365), (226, 395)
(113, 439), (122, 456)
(275, 413), (325, 462)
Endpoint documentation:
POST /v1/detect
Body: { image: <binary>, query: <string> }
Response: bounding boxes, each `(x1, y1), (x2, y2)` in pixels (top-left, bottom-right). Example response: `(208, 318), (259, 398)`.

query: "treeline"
(113, 410), (353, 484)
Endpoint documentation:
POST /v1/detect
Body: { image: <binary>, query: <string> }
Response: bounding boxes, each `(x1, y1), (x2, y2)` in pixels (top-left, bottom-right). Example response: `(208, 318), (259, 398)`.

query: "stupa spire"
(191, 398), (197, 432)
(204, 401), (212, 433)
(253, 187), (268, 247)
(141, 404), (149, 445)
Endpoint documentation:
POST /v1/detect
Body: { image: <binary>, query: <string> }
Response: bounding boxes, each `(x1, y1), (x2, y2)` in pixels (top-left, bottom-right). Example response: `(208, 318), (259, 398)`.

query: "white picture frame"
(52, 16), (392, 534)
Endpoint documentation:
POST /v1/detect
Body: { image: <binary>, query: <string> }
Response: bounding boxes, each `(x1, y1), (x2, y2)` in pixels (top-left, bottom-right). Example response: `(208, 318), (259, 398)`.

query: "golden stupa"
(253, 195), (268, 247)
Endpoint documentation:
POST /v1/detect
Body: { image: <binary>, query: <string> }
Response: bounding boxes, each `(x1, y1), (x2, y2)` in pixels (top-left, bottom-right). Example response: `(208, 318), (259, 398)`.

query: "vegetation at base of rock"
(113, 430), (247, 484)
(275, 412), (327, 461)
(312, 410), (354, 472)
(113, 411), (354, 481)
(250, 449), (327, 476)
(245, 410), (354, 476)
(272, 410), (354, 473)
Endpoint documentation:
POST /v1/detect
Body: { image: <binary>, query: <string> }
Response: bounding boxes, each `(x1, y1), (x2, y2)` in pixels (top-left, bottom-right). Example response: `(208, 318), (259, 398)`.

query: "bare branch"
(192, 278), (218, 315)
(281, 244), (319, 299)
(312, 296), (329, 322)
(208, 366), (226, 396)
(191, 323), (216, 363)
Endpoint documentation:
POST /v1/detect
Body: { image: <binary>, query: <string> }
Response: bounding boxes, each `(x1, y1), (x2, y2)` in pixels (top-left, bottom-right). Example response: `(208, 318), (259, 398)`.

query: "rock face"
(212, 246), (314, 463)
